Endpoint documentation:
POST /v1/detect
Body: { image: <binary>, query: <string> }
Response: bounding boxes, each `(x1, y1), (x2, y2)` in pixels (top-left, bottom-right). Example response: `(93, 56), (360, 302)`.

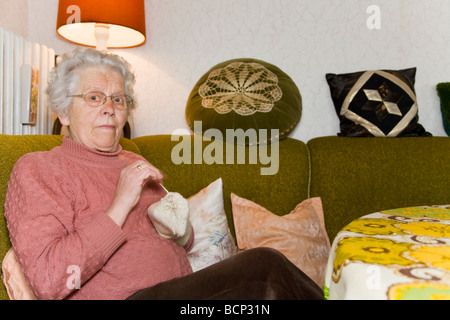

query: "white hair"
(46, 47), (136, 116)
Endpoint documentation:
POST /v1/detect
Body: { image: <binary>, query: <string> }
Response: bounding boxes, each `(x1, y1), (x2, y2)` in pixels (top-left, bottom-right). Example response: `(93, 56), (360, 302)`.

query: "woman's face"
(59, 66), (128, 153)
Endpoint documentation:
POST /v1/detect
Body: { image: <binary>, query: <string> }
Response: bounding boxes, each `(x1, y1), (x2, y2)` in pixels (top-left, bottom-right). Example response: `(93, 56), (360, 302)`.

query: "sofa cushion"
(185, 58), (302, 145)
(326, 68), (431, 137)
(1, 247), (36, 300)
(308, 136), (450, 241)
(437, 82), (450, 136)
(231, 195), (330, 288)
(187, 178), (237, 272)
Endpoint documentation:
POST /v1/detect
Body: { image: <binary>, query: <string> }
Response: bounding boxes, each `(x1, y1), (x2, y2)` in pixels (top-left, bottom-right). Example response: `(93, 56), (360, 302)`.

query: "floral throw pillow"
(187, 178), (237, 272)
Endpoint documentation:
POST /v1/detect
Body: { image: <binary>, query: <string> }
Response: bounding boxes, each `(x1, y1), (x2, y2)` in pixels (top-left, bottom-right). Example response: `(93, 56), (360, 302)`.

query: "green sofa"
(1, 134), (450, 300)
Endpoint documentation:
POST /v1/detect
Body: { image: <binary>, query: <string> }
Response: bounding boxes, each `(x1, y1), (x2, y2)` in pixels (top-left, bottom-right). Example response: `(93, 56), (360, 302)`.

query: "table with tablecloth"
(324, 205), (450, 300)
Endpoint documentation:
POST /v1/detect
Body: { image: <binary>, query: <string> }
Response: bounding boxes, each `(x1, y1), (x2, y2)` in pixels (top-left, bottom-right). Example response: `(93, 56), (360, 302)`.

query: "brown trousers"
(126, 247), (324, 300)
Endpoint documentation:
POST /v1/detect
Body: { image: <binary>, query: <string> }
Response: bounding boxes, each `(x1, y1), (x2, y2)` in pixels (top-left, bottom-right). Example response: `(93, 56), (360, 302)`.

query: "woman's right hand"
(106, 161), (164, 227)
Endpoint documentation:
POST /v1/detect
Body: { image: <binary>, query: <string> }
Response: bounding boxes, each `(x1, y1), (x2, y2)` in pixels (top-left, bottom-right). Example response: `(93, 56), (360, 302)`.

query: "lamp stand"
(94, 23), (110, 51)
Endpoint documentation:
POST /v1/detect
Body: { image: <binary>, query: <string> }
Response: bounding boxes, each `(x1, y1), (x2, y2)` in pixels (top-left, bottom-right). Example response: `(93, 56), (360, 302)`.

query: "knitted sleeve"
(4, 154), (127, 300)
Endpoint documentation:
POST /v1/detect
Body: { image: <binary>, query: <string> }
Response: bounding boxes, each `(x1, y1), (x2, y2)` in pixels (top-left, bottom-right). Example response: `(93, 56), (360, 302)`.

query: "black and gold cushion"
(185, 58), (302, 145)
(326, 68), (431, 137)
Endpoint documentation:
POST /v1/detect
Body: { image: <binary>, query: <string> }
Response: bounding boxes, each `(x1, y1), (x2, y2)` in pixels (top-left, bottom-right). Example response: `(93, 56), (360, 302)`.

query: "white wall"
(5, 0), (450, 141)
(0, 0), (28, 38)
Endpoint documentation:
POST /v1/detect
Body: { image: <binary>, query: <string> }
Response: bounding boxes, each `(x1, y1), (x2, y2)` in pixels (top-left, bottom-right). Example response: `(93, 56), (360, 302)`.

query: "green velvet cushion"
(308, 136), (450, 241)
(0, 135), (139, 300)
(437, 82), (450, 136)
(185, 58), (302, 145)
(132, 135), (310, 237)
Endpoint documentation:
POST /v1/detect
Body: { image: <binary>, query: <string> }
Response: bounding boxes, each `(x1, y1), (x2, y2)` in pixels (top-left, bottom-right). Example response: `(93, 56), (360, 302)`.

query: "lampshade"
(56, 0), (146, 50)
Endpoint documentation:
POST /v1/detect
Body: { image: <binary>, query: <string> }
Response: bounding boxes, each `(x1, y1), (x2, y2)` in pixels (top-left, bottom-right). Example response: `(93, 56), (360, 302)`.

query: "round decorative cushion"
(185, 58), (302, 145)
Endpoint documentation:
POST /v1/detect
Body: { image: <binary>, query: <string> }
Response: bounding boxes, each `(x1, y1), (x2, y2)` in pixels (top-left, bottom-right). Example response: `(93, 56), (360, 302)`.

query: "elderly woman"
(4, 48), (323, 300)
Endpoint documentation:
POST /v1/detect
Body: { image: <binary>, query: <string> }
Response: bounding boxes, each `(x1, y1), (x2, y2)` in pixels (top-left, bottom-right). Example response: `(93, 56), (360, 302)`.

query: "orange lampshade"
(56, 0), (146, 49)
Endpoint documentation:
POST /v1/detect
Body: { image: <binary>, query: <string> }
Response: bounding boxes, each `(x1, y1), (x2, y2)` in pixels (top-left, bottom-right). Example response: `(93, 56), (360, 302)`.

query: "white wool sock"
(147, 192), (192, 246)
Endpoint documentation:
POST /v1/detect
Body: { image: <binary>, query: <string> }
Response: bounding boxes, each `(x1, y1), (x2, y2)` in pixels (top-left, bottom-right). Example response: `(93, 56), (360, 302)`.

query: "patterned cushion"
(326, 68), (431, 137)
(185, 58), (302, 145)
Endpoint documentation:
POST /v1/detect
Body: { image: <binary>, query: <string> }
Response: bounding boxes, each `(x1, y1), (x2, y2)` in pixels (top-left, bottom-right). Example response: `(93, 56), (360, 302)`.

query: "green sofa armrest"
(0, 135), (139, 300)
(0, 135), (64, 299)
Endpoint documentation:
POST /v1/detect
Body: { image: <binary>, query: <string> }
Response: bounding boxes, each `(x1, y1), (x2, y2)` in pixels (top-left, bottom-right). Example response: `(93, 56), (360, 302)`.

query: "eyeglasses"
(68, 91), (134, 110)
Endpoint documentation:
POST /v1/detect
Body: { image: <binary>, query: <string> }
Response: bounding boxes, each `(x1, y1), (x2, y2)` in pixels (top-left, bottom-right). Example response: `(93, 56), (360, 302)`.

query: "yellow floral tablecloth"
(324, 205), (450, 300)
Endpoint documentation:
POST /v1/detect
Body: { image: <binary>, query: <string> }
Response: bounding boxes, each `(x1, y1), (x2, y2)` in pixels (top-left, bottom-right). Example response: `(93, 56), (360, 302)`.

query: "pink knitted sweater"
(5, 137), (193, 300)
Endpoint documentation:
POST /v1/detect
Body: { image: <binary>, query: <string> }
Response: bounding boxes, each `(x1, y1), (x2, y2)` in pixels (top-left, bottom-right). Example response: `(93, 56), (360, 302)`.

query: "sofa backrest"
(132, 135), (311, 237)
(308, 136), (450, 241)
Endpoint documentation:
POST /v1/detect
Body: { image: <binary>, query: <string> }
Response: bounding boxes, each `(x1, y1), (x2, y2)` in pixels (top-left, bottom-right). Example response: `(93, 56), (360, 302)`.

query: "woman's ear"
(58, 113), (70, 127)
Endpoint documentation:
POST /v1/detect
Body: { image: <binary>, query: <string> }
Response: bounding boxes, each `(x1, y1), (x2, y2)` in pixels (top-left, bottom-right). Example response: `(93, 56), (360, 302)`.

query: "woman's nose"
(101, 97), (116, 115)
